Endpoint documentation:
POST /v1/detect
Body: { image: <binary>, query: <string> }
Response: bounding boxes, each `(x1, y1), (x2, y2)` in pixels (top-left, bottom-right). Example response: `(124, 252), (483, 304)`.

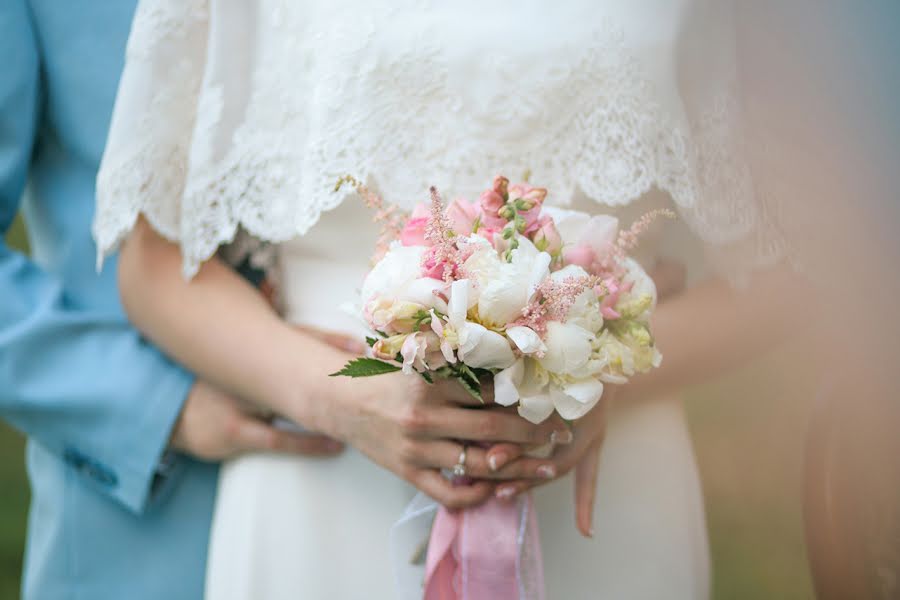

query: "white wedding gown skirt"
(204, 199), (710, 599)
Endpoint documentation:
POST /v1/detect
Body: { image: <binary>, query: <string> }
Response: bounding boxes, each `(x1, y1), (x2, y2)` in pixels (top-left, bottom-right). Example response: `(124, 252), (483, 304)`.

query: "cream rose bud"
(372, 334), (407, 360)
(538, 321), (594, 375)
(532, 219), (562, 254)
(368, 299), (426, 334)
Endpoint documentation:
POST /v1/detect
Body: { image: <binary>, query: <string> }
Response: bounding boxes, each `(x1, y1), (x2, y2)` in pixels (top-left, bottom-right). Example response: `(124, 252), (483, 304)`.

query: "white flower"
(399, 331), (446, 374)
(618, 257), (657, 322)
(361, 243), (425, 304)
(463, 236), (551, 328)
(549, 265), (604, 333)
(543, 208), (619, 256)
(538, 321), (594, 376)
(494, 357), (605, 423)
(435, 279), (516, 370)
(506, 325), (546, 355)
(361, 244), (448, 334)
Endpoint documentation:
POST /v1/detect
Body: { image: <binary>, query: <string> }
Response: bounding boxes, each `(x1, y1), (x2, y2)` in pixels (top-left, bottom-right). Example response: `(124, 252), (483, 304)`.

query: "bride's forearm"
(626, 264), (816, 400)
(117, 219), (352, 429)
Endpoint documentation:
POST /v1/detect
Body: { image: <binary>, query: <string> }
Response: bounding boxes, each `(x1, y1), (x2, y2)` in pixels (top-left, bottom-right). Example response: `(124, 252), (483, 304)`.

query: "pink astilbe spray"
(422, 186), (468, 282)
(596, 208), (677, 274)
(514, 275), (601, 337)
(335, 175), (408, 262)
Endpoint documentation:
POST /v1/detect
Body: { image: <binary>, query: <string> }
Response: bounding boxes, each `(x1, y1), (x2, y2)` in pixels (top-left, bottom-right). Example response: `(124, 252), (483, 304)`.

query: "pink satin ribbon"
(424, 494), (544, 600)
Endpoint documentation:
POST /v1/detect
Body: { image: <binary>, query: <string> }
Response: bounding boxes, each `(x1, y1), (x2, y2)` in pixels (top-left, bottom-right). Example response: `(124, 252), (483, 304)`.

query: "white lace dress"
(95, 1), (784, 598)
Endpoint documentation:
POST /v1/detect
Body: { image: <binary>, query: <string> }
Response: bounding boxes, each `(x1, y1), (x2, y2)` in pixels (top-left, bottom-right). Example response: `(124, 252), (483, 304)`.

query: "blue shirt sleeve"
(0, 0), (194, 514)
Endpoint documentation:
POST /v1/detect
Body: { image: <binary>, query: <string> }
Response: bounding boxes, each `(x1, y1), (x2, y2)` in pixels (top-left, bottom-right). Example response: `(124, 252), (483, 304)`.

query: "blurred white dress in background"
(95, 1), (786, 598)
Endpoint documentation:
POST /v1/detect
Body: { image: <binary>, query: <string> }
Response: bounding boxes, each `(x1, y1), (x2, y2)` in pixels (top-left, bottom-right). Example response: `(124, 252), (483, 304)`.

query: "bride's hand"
(328, 373), (572, 510)
(486, 258), (688, 535)
(488, 390), (611, 537)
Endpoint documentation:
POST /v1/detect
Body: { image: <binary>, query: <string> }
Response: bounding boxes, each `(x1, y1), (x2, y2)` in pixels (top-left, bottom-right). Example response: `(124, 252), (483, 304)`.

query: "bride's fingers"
(413, 469), (494, 510)
(484, 442), (526, 472)
(416, 441), (556, 481)
(573, 443), (603, 538)
(432, 377), (494, 407)
(412, 406), (559, 445)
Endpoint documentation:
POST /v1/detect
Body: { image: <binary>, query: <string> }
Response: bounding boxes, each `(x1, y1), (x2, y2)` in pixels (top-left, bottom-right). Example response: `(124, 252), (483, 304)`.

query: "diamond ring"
(451, 446), (468, 478)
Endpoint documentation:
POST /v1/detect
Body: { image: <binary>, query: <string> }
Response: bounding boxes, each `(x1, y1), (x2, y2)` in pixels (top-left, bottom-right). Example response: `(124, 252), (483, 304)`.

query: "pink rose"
(532, 218), (562, 254)
(399, 204), (431, 246)
(562, 243), (595, 270)
(446, 197), (480, 236)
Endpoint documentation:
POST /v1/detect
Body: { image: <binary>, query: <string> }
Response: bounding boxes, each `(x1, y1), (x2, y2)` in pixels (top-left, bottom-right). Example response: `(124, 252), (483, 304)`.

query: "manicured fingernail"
(551, 429), (574, 445)
(345, 341), (365, 354)
(537, 465), (556, 479)
(588, 527), (594, 538)
(489, 453), (507, 472)
(495, 486), (517, 501)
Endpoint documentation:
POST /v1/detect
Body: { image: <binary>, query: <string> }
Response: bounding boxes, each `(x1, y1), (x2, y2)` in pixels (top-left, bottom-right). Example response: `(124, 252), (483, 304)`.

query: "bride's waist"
(277, 253), (369, 334)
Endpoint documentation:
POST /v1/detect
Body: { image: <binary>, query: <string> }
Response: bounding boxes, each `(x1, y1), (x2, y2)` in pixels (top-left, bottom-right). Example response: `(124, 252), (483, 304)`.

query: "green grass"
(3, 215), (29, 598)
(0, 213), (814, 598)
(0, 424), (27, 600)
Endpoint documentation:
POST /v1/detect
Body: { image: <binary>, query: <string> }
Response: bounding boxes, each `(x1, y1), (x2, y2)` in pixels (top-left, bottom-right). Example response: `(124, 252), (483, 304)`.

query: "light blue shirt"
(1, 2), (218, 598)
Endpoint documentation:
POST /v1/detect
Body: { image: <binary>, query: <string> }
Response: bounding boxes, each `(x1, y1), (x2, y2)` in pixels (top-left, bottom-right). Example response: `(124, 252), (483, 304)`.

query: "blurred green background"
(1, 214), (815, 599)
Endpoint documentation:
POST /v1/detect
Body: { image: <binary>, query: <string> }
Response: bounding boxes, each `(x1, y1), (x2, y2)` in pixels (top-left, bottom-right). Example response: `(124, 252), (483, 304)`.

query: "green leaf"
(455, 373), (484, 403)
(456, 363), (480, 386)
(329, 358), (402, 377)
(365, 337), (379, 348)
(419, 371), (434, 384)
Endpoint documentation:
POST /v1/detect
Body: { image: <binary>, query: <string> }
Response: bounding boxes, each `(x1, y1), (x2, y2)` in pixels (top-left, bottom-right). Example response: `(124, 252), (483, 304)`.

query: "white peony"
(494, 357), (605, 423)
(463, 236), (551, 328)
(543, 208), (619, 256)
(549, 264), (604, 333)
(537, 321), (594, 376)
(361, 242), (425, 304)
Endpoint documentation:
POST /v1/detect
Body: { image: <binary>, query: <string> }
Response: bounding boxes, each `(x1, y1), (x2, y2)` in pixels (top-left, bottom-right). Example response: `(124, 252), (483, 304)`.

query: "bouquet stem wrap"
(424, 494), (545, 600)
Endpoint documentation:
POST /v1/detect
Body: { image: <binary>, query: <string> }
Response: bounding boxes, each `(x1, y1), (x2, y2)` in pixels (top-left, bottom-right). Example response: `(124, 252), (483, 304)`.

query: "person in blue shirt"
(0, 3), (342, 598)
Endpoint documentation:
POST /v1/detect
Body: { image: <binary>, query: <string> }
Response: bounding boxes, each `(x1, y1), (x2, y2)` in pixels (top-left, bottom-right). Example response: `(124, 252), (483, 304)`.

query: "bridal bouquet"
(333, 175), (669, 599)
(333, 175), (669, 424)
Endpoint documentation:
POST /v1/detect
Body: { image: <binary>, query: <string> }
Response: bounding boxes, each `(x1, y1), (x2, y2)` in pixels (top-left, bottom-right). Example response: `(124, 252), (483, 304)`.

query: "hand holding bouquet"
(333, 175), (671, 600)
(334, 175), (670, 424)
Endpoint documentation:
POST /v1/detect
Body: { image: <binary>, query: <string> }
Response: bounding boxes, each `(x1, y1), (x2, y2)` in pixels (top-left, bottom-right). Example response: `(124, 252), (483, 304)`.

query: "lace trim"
(96, 4), (784, 282)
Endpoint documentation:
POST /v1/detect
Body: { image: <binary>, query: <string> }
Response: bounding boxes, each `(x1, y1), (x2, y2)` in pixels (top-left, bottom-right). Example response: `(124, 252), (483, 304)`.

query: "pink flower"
(532, 218), (562, 254)
(479, 175), (510, 229)
(421, 246), (461, 280)
(595, 278), (634, 320)
(446, 197), (480, 236)
(400, 204), (431, 246)
(479, 190), (507, 229)
(563, 243), (596, 270)
(492, 175), (510, 201)
(507, 183), (547, 208)
(520, 207), (544, 235)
